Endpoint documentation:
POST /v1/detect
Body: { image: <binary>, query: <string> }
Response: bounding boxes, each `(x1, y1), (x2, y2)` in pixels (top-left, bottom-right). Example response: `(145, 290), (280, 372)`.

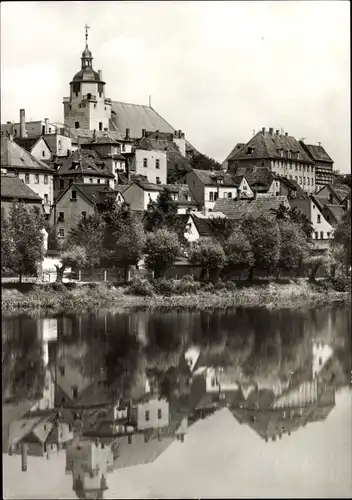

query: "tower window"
(99, 122), (103, 131)
(75, 122), (80, 129)
(155, 159), (160, 169)
(143, 158), (148, 168)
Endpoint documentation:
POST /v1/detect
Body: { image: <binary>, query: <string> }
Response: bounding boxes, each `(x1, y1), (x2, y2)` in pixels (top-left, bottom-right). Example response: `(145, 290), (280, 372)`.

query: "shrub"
(50, 282), (66, 293)
(129, 276), (154, 296)
(87, 282), (99, 290)
(224, 280), (237, 292)
(153, 278), (177, 296)
(175, 275), (201, 295)
(329, 275), (350, 292)
(65, 282), (78, 290)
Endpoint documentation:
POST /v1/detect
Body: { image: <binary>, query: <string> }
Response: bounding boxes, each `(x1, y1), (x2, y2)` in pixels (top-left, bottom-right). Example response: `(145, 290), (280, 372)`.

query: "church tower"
(63, 25), (111, 132)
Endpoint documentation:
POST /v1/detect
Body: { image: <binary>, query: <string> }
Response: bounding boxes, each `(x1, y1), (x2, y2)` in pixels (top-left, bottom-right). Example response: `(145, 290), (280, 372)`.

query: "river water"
(2, 305), (351, 498)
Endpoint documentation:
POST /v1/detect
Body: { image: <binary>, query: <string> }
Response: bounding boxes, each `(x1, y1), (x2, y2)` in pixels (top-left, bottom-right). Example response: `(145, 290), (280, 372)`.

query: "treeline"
(1, 192), (350, 286)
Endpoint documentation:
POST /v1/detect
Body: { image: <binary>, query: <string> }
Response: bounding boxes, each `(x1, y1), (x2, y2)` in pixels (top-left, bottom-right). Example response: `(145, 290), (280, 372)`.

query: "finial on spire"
(84, 24), (90, 45)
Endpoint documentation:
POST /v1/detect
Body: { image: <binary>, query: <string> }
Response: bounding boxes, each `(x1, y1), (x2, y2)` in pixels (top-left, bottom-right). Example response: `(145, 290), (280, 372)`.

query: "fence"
(40, 267), (154, 284)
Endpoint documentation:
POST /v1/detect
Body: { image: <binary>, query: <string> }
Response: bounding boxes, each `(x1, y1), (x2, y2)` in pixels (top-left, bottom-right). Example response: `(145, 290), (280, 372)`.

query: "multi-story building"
(1, 172), (43, 215)
(226, 128), (316, 194)
(14, 136), (52, 162)
(299, 141), (334, 189)
(178, 169), (238, 211)
(1, 137), (54, 214)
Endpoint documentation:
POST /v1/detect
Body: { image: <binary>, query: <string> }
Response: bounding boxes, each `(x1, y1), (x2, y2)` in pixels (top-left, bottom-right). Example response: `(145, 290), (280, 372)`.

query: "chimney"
(181, 132), (185, 139)
(285, 132), (288, 137)
(178, 129), (182, 138)
(269, 127), (274, 135)
(174, 130), (177, 137)
(98, 69), (102, 80)
(276, 130), (279, 135)
(142, 129), (146, 138)
(44, 118), (49, 134)
(93, 129), (97, 141)
(19, 109), (27, 138)
(262, 127), (266, 134)
(125, 128), (130, 140)
(252, 189), (257, 200)
(21, 443), (28, 471)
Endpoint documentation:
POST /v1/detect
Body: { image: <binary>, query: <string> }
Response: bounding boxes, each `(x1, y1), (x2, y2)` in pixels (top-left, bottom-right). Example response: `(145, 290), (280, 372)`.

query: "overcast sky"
(1, 1), (350, 171)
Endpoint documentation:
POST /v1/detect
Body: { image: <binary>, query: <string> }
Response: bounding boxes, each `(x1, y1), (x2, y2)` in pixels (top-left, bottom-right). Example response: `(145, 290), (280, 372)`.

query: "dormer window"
(247, 147), (254, 154)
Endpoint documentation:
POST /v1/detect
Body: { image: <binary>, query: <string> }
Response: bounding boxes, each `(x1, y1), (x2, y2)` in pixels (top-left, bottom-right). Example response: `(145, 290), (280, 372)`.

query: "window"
(44, 174), (48, 184)
(156, 177), (161, 184)
(58, 228), (65, 238)
(320, 231), (324, 239)
(44, 194), (48, 203)
(72, 386), (78, 399)
(228, 192), (232, 198)
(315, 231), (319, 239)
(59, 366), (65, 376)
(35, 174), (39, 184)
(75, 121), (79, 129)
(209, 192), (214, 201)
(99, 92), (102, 98)
(58, 212), (64, 221)
(89, 178), (93, 183)
(303, 165), (305, 172)
(143, 158), (148, 168)
(303, 177), (306, 185)
(82, 211), (86, 219)
(223, 192), (227, 198)
(299, 177), (302, 184)
(299, 164), (301, 171)
(295, 165), (298, 171)
(59, 179), (64, 188)
(155, 159), (160, 169)
(145, 410), (150, 421)
(307, 178), (310, 185)
(97, 179), (100, 184)
(99, 122), (103, 131)
(42, 151), (45, 157)
(71, 190), (77, 200)
(317, 214), (321, 224)
(158, 409), (162, 420)
(94, 104), (97, 109)
(69, 178), (73, 185)
(25, 173), (30, 184)
(122, 144), (126, 152)
(214, 192), (218, 201)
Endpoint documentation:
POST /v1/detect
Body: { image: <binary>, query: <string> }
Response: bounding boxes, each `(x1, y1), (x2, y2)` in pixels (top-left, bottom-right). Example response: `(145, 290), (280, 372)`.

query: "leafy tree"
(189, 239), (225, 282)
(144, 190), (179, 233)
(278, 221), (310, 276)
(271, 203), (313, 238)
(144, 228), (180, 278)
(67, 213), (105, 276)
(223, 232), (254, 278)
(5, 202), (45, 282)
(1, 213), (14, 271)
(305, 254), (331, 282)
(208, 217), (238, 246)
(55, 245), (87, 282)
(190, 152), (221, 172)
(331, 208), (351, 275)
(241, 216), (281, 280)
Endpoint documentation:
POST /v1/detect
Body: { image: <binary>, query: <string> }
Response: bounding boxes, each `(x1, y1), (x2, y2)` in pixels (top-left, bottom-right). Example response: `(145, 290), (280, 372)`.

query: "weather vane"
(84, 24), (90, 45)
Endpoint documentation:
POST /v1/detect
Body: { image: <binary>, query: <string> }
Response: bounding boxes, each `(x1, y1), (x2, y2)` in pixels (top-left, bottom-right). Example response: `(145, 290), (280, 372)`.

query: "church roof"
(72, 67), (101, 83)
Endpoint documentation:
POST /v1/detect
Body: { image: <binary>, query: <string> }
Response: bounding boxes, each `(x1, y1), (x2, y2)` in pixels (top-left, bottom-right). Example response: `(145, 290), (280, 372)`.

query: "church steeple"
(81, 24), (93, 69)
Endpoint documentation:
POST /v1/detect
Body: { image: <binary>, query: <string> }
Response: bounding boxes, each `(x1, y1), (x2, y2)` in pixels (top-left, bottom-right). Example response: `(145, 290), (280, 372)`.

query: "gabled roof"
(233, 166), (274, 191)
(193, 169), (237, 186)
(224, 142), (246, 163)
(276, 176), (308, 199)
(213, 196), (289, 220)
(1, 174), (43, 201)
(299, 142), (333, 163)
(130, 179), (164, 192)
(1, 137), (54, 172)
(315, 183), (345, 202)
(163, 184), (199, 206)
(110, 100), (198, 152)
(14, 136), (42, 152)
(191, 215), (214, 237)
(229, 130), (313, 163)
(54, 149), (114, 178)
(323, 204), (345, 224)
(55, 182), (116, 205)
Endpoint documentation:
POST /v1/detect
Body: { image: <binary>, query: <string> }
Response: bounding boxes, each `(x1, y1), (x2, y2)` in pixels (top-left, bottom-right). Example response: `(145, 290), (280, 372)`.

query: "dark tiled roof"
(230, 131), (313, 163)
(277, 176), (308, 199)
(164, 184), (198, 206)
(132, 179), (163, 192)
(55, 183), (116, 205)
(213, 196), (289, 219)
(331, 183), (351, 201)
(225, 143), (246, 162)
(193, 169), (237, 186)
(13, 136), (40, 151)
(299, 142), (333, 163)
(1, 174), (42, 201)
(191, 216), (214, 237)
(323, 204), (345, 224)
(54, 149), (114, 178)
(233, 166), (274, 190)
(115, 184), (131, 194)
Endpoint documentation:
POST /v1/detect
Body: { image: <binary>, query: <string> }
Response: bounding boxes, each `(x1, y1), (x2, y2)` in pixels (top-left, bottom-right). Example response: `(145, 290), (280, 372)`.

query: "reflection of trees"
(2, 316), (45, 403)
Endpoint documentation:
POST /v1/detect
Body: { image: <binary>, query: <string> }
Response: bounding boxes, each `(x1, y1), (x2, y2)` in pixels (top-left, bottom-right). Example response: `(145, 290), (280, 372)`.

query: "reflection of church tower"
(63, 25), (111, 132)
(67, 439), (111, 499)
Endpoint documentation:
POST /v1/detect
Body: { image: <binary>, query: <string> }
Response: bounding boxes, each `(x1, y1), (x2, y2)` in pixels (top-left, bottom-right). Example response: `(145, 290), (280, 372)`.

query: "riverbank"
(1, 279), (350, 314)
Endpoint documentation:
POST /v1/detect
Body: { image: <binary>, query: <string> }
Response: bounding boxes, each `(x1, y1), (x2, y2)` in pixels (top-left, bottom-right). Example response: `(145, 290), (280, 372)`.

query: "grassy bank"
(1, 279), (350, 314)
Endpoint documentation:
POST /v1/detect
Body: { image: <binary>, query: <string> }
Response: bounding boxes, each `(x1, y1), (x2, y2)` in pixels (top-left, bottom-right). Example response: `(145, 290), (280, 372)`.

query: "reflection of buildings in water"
(66, 437), (115, 499)
(8, 414), (74, 471)
(312, 341), (334, 379)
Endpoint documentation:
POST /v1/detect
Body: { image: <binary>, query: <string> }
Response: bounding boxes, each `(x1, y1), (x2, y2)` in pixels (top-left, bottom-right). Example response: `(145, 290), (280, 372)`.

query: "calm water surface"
(2, 306), (351, 499)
